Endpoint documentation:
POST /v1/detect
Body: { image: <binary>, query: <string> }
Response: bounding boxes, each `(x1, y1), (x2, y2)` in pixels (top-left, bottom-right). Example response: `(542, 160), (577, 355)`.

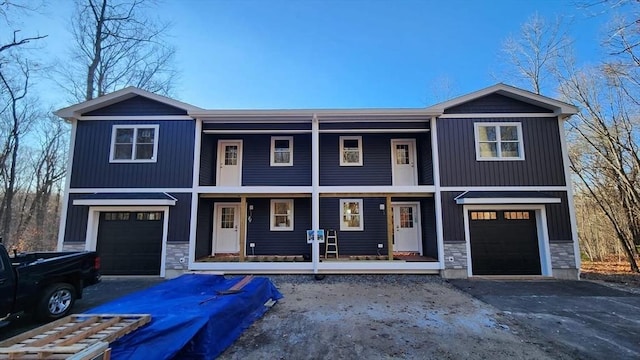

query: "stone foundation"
(165, 242), (189, 275)
(443, 242), (467, 269)
(550, 242), (579, 279)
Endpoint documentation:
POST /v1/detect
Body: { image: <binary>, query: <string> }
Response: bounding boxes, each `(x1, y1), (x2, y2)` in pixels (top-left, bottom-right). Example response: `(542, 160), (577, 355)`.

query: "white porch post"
(431, 116), (445, 268)
(312, 114), (320, 273)
(188, 117), (203, 268)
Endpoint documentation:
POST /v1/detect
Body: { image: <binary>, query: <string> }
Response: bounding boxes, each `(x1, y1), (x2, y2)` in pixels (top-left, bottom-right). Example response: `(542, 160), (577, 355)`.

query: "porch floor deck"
(196, 253), (437, 263)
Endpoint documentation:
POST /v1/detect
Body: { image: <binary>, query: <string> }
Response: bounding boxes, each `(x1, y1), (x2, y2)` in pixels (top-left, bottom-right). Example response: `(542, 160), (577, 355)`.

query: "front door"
(391, 139), (417, 186)
(392, 204), (421, 253)
(217, 140), (242, 186)
(213, 203), (240, 254)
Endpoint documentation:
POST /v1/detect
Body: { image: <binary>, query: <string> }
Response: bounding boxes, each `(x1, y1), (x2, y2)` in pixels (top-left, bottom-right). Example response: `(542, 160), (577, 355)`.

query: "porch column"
(312, 114), (320, 272)
(386, 195), (393, 260)
(239, 196), (247, 261)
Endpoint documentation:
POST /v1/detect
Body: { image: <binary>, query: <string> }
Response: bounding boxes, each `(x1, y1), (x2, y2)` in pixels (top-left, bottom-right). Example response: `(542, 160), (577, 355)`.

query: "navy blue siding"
(70, 120), (195, 188)
(441, 192), (465, 243)
(200, 134), (312, 186)
(319, 197), (388, 255)
(320, 133), (433, 186)
(64, 194), (89, 243)
(83, 96), (188, 116)
(444, 94), (554, 114)
(246, 198), (312, 256)
(420, 198), (438, 258)
(438, 117), (566, 187)
(319, 122), (429, 130)
(167, 193), (191, 241)
(203, 122), (311, 131)
(195, 197), (235, 258)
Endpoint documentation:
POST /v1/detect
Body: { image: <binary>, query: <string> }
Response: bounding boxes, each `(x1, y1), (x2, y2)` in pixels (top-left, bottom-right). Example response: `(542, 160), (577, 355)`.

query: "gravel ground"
(219, 275), (574, 360)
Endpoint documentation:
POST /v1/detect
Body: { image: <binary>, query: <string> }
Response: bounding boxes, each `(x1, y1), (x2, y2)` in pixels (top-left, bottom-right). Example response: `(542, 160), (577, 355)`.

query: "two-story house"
(54, 83), (579, 279)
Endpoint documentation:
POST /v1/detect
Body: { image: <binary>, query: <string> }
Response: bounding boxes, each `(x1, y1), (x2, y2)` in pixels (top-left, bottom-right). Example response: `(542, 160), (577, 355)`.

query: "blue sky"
(23, 0), (612, 109)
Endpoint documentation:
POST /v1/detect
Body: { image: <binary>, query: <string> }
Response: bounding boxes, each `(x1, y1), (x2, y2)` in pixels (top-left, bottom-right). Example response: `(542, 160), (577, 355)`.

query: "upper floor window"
(110, 125), (159, 163)
(340, 136), (362, 166)
(270, 136), (293, 166)
(474, 123), (524, 161)
(271, 199), (294, 231)
(340, 199), (363, 231)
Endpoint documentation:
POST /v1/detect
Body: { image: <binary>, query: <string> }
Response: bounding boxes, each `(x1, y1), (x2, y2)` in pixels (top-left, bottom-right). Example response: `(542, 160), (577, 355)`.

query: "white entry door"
(391, 139), (417, 186)
(392, 203), (421, 253)
(213, 203), (240, 253)
(217, 140), (242, 186)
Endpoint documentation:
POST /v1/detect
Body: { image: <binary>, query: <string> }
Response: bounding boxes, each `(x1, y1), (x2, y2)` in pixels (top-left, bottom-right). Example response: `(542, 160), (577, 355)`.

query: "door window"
(396, 145), (410, 165)
(221, 207), (235, 228)
(224, 145), (238, 165)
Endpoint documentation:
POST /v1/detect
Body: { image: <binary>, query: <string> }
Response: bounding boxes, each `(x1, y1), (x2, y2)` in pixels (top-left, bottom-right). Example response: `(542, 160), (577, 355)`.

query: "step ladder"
(325, 229), (338, 259)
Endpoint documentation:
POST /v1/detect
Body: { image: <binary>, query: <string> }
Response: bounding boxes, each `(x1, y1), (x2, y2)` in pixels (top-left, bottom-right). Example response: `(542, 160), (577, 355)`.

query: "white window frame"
(270, 136), (293, 166)
(110, 124), (159, 163)
(339, 136), (363, 166)
(474, 122), (524, 161)
(270, 199), (294, 231)
(340, 199), (364, 231)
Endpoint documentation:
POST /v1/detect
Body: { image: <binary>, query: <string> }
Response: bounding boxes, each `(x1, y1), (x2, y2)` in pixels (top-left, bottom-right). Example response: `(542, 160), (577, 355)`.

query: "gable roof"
(54, 87), (203, 120)
(427, 83), (578, 117)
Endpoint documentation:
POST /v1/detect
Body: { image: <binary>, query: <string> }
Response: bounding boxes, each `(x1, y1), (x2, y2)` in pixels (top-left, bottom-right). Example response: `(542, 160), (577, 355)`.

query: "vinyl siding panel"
(200, 134), (312, 186)
(195, 197), (218, 259)
(441, 192), (465, 243)
(167, 193), (192, 241)
(417, 132), (434, 185)
(203, 122), (311, 131)
(420, 197), (438, 258)
(82, 96), (188, 116)
(319, 197), (388, 256)
(246, 198), (312, 256)
(319, 122), (430, 130)
(64, 194), (89, 243)
(70, 120), (195, 188)
(444, 94), (554, 114)
(438, 117), (565, 187)
(546, 192), (573, 241)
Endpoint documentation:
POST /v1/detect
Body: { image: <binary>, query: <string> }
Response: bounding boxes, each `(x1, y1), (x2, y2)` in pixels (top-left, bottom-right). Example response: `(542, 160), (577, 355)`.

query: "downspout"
(312, 114), (320, 274)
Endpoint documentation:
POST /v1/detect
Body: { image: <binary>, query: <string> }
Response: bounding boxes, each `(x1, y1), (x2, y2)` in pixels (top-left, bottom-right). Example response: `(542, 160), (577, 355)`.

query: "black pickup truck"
(0, 243), (100, 324)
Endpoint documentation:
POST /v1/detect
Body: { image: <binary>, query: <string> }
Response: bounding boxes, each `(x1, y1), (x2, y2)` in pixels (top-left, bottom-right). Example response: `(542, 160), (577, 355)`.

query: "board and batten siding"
(199, 134), (312, 186)
(443, 94), (554, 114)
(437, 117), (565, 187)
(319, 133), (433, 186)
(70, 120), (195, 188)
(440, 191), (573, 244)
(64, 192), (192, 244)
(82, 96), (188, 116)
(319, 197), (388, 256)
(246, 198), (312, 256)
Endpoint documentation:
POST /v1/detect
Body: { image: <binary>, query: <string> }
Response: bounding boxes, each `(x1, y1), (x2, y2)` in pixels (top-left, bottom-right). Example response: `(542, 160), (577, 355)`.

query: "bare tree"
(499, 12), (572, 94)
(60, 0), (177, 102)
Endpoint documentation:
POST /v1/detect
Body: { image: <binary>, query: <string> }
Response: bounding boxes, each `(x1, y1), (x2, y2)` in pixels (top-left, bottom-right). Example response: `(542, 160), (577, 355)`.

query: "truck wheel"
(37, 283), (76, 321)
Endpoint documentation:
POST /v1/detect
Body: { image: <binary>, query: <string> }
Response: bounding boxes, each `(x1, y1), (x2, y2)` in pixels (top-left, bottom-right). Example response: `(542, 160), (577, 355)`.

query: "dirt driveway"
(220, 275), (575, 360)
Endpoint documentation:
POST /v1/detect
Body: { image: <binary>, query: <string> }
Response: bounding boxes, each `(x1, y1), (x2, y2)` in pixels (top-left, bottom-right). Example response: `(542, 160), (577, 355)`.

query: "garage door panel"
(470, 210), (541, 275)
(97, 212), (163, 276)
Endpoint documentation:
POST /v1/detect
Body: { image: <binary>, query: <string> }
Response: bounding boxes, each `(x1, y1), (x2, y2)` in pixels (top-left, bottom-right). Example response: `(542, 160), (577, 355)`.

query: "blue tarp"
(86, 274), (283, 359)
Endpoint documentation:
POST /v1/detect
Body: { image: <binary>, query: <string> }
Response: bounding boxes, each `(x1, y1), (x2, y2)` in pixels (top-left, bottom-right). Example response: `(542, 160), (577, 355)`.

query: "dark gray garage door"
(469, 210), (541, 275)
(96, 211), (163, 275)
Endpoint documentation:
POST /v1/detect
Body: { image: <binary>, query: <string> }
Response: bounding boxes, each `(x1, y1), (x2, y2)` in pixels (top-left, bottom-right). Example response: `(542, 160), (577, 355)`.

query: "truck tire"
(37, 283), (76, 321)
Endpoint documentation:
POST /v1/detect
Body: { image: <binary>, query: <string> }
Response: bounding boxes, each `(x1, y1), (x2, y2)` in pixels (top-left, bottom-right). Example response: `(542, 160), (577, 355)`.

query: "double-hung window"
(270, 136), (293, 166)
(110, 125), (159, 162)
(271, 199), (294, 231)
(340, 199), (363, 231)
(340, 136), (362, 166)
(474, 123), (524, 160)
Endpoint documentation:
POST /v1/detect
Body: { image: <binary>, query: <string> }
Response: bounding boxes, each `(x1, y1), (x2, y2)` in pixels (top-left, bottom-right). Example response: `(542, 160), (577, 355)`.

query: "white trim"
(212, 202), (241, 255)
(109, 124), (159, 163)
(73, 199), (176, 206)
(311, 114), (320, 274)
(439, 113), (559, 119)
(390, 139), (418, 186)
(191, 108), (440, 120)
(391, 201), (423, 255)
(319, 186), (435, 194)
(188, 191), (199, 273)
(474, 122), (525, 161)
(270, 136), (294, 167)
(204, 129), (311, 134)
(77, 115), (194, 121)
(558, 118), (581, 270)
(188, 260), (441, 272)
(198, 186), (312, 194)
(192, 119), (203, 189)
(320, 129), (430, 133)
(85, 205), (170, 278)
(190, 261), (314, 272)
(55, 86), (203, 119)
(57, 119), (78, 251)
(441, 186), (568, 192)
(340, 199), (364, 231)
(318, 261), (441, 272)
(455, 197), (561, 205)
(216, 139), (243, 186)
(270, 199), (294, 231)
(431, 117), (445, 268)
(339, 136), (363, 166)
(68, 187), (192, 193)
(462, 204), (552, 277)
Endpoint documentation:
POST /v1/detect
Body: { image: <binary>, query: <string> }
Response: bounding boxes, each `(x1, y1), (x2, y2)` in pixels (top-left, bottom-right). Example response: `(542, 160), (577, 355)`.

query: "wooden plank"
(386, 196), (393, 261)
(239, 196), (247, 262)
(28, 317), (99, 347)
(67, 342), (109, 360)
(57, 317), (122, 346)
(229, 275), (254, 291)
(98, 316), (151, 344)
(0, 317), (74, 347)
